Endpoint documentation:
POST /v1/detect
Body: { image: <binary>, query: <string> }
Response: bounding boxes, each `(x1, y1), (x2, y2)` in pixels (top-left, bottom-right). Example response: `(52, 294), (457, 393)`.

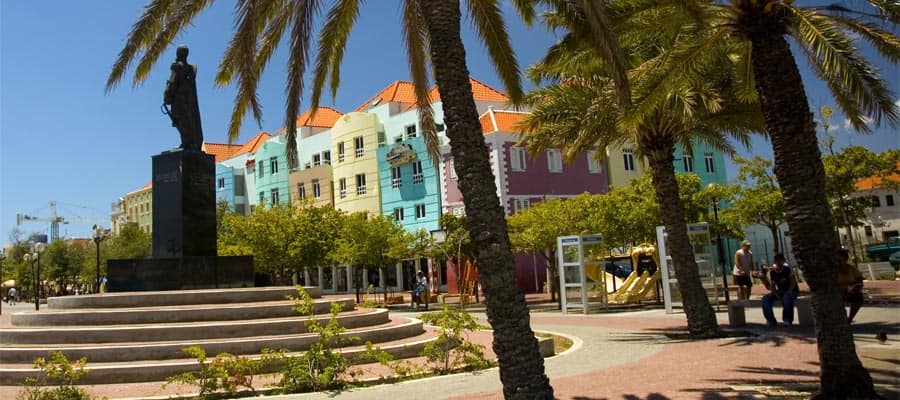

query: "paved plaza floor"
(0, 280), (897, 399)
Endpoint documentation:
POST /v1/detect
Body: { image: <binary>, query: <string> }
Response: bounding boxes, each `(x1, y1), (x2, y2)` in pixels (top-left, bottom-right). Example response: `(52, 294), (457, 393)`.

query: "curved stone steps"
(47, 286), (316, 309)
(1, 308), (389, 345)
(10, 298), (355, 327)
(0, 323), (439, 385)
(0, 317), (423, 363)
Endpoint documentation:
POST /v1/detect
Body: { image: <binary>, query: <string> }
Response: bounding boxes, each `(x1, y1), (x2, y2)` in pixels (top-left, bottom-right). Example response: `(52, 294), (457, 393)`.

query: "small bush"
(165, 346), (263, 399)
(418, 306), (494, 374)
(17, 351), (93, 400)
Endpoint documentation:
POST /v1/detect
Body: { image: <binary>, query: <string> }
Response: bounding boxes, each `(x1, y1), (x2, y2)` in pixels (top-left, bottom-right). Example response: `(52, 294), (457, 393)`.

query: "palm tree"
(614, 0), (899, 395)
(519, 5), (764, 338)
(106, 0), (553, 397)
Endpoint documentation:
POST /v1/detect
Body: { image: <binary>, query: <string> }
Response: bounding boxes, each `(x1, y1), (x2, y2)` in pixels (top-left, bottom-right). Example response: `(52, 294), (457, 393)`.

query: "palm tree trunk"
(420, 2), (553, 398)
(767, 223), (781, 256)
(646, 144), (720, 338)
(748, 33), (876, 398)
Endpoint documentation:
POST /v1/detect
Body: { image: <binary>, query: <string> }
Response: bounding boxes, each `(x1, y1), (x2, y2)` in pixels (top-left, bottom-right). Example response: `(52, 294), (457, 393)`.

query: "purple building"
(440, 108), (609, 292)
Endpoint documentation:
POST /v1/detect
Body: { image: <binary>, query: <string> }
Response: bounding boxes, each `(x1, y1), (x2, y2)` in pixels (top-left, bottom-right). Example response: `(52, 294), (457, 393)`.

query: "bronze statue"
(163, 45), (203, 150)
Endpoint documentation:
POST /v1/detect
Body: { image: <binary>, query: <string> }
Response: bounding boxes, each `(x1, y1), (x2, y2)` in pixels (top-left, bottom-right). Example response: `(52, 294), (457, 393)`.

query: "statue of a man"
(163, 45), (203, 150)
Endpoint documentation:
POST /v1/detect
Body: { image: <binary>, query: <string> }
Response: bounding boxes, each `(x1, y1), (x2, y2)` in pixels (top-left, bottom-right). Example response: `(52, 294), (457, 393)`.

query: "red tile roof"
(355, 81), (419, 112)
(275, 107), (344, 135)
(856, 161), (900, 190)
(203, 142), (243, 162)
(356, 78), (509, 112)
(480, 109), (525, 133)
(232, 131), (271, 157)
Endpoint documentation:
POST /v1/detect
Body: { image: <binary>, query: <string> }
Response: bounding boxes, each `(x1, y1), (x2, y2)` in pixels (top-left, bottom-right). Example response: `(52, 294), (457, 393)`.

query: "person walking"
(836, 248), (864, 323)
(412, 271), (429, 311)
(7, 287), (16, 306)
(733, 240), (755, 300)
(761, 254), (799, 328)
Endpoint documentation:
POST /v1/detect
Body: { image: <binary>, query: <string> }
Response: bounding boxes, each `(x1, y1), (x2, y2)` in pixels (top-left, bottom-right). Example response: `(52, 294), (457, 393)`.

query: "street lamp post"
(92, 225), (107, 294)
(23, 243), (45, 311)
(708, 186), (730, 303)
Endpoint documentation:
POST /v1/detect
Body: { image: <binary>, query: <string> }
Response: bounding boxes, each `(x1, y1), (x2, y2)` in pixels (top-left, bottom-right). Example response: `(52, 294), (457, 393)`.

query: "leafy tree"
(332, 213), (408, 291)
(624, 0), (899, 394)
(107, 222), (151, 260)
(519, 5), (764, 337)
(292, 205), (345, 280)
(108, 0), (554, 395)
(728, 156), (786, 254)
(822, 145), (900, 259)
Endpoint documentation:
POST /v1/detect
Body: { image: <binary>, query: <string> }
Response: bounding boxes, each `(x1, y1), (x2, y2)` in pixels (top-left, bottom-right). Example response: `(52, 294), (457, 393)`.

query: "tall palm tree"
(106, 0), (553, 397)
(615, 0), (899, 396)
(519, 5), (764, 338)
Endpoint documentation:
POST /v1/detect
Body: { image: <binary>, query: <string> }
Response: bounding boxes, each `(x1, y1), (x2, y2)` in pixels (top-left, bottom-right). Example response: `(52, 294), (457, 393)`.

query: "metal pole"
(36, 252), (41, 311)
(95, 239), (101, 294)
(713, 200), (730, 303)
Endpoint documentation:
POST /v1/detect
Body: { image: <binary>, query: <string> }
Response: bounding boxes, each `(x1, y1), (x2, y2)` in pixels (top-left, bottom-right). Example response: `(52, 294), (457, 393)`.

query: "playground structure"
(607, 243), (661, 304)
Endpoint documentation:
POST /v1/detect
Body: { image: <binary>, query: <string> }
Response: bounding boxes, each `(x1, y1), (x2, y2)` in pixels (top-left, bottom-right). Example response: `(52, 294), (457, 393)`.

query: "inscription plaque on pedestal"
(152, 150), (217, 257)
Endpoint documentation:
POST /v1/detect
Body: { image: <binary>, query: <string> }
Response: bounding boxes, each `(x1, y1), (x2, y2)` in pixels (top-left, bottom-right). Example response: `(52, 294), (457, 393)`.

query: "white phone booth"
(557, 234), (607, 314)
(656, 222), (720, 314)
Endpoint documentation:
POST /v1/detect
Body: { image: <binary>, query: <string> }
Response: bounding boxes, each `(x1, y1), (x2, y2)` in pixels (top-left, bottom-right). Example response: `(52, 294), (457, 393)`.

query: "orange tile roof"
(126, 182), (152, 195)
(480, 109), (525, 133)
(355, 81), (418, 112)
(275, 107), (344, 135)
(856, 161), (900, 190)
(203, 142), (243, 162)
(232, 131), (271, 157)
(404, 78), (509, 111)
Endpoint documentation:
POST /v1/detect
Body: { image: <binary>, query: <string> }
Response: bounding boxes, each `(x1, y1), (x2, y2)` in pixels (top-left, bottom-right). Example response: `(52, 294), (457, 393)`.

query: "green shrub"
(164, 346), (263, 399)
(17, 351), (93, 400)
(418, 306), (494, 374)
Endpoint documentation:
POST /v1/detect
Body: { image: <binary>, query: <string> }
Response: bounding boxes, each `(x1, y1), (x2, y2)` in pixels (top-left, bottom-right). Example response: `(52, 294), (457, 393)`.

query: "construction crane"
(17, 201), (106, 242)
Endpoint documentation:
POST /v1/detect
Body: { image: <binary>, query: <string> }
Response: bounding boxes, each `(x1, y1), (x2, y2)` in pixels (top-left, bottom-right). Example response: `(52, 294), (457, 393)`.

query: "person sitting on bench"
(761, 253), (799, 328)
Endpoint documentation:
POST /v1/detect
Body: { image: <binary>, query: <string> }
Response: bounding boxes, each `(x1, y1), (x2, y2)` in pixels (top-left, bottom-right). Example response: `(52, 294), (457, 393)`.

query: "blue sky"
(1, 2), (897, 241)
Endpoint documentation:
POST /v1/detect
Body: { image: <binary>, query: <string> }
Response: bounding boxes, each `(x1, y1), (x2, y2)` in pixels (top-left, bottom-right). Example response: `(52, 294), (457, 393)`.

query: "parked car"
(865, 236), (900, 261)
(889, 251), (900, 271)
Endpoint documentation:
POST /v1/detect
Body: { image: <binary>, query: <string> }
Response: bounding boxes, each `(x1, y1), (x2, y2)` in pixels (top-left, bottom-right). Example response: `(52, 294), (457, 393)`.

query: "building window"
(436, 123), (445, 132)
(271, 188), (280, 204)
(339, 178), (347, 199)
(887, 195), (895, 207)
(354, 136), (364, 158)
(623, 149), (635, 171)
(259, 191), (265, 204)
(312, 153), (321, 166)
(870, 195), (881, 207)
(587, 150), (602, 174)
(704, 152), (715, 173)
(683, 154), (694, 172)
(448, 159), (458, 180)
(322, 150), (331, 165)
(415, 203), (426, 219)
(391, 166), (402, 189)
(312, 179), (321, 199)
(412, 161), (424, 184)
(393, 207), (405, 221)
(338, 142), (345, 162)
(865, 225), (873, 237)
(547, 148), (563, 173)
(514, 198), (531, 213)
(510, 147), (527, 171)
(356, 174), (367, 195)
(217, 177), (225, 189)
(270, 157), (279, 174)
(298, 183), (306, 200)
(405, 124), (417, 139)
(258, 163), (265, 178)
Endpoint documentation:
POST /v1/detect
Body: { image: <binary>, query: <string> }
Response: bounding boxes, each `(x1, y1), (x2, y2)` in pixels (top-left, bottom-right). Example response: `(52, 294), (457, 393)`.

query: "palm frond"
(283, 0), (321, 169)
(132, 0), (216, 89)
(789, 7), (899, 129)
(828, 15), (900, 63)
(311, 0), (361, 111)
(402, 0), (440, 166)
(510, 0), (537, 25)
(106, 0), (178, 92)
(579, 0), (632, 108)
(466, 0), (524, 103)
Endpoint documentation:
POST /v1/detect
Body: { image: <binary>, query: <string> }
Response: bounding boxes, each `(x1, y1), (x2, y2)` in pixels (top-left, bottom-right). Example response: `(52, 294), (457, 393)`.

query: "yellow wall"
(124, 186), (153, 233)
(605, 143), (645, 189)
(330, 112), (382, 215)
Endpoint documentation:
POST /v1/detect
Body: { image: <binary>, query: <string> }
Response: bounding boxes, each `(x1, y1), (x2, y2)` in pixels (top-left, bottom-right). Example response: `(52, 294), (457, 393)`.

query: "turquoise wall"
(255, 137), (290, 207)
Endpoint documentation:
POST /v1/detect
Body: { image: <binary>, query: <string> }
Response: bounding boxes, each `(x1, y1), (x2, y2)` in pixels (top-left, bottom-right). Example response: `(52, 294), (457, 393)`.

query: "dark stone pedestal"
(106, 256), (254, 292)
(152, 150), (216, 257)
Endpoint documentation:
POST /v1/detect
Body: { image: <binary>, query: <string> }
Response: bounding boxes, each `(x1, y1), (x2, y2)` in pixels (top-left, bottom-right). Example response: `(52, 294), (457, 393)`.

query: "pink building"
(440, 108), (609, 292)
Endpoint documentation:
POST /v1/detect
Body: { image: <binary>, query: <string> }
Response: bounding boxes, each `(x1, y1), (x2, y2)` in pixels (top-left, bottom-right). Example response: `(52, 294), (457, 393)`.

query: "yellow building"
(124, 182), (153, 233)
(605, 143), (646, 189)
(330, 112), (383, 215)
